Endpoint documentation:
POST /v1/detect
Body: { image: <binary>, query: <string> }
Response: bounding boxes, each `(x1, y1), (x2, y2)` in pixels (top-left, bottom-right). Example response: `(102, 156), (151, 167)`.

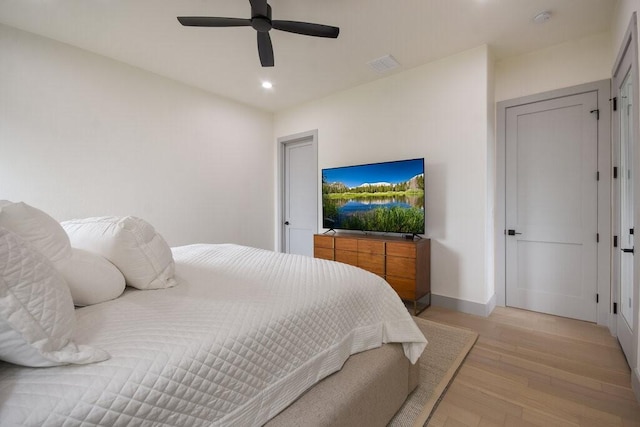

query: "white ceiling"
(0, 0), (616, 112)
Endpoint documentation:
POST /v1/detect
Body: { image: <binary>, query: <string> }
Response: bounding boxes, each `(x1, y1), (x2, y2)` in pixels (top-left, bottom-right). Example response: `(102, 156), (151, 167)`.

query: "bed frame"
(267, 343), (420, 427)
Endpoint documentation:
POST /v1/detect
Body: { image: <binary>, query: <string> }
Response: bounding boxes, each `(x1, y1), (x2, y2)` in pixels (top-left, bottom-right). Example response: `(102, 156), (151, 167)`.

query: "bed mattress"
(0, 244), (426, 426)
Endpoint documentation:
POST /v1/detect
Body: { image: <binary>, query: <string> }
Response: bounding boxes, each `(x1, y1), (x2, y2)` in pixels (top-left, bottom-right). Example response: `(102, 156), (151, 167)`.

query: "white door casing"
(279, 131), (318, 256)
(617, 62), (635, 365)
(496, 80), (611, 328)
(505, 91), (599, 322)
(612, 13), (639, 370)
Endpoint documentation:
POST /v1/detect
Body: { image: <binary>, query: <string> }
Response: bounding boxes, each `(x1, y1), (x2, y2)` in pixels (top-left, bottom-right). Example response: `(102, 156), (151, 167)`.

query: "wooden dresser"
(313, 233), (430, 314)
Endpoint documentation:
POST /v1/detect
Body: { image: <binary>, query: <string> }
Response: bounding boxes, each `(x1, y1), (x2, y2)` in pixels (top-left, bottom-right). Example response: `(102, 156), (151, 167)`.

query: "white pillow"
(0, 201), (127, 306)
(62, 216), (177, 290)
(0, 227), (110, 367)
(0, 201), (71, 263)
(57, 248), (126, 307)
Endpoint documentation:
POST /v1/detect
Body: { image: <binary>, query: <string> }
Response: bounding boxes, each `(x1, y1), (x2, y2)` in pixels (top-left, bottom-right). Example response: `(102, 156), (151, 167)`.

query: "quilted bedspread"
(0, 244), (427, 426)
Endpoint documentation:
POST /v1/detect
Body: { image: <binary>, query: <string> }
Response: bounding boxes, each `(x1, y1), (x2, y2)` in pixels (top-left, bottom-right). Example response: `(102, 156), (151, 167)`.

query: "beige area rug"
(388, 318), (478, 427)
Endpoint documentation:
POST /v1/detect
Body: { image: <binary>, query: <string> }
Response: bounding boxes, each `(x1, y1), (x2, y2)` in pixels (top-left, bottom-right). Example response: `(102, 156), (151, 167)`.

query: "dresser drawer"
(314, 247), (334, 260)
(386, 276), (416, 300)
(314, 235), (334, 249)
(358, 253), (385, 275)
(335, 249), (358, 266)
(357, 240), (385, 255)
(386, 256), (416, 279)
(335, 237), (358, 251)
(386, 242), (416, 258)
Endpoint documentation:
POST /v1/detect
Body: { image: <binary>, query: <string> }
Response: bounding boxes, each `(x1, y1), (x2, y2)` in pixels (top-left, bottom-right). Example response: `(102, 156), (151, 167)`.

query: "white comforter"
(0, 244), (427, 426)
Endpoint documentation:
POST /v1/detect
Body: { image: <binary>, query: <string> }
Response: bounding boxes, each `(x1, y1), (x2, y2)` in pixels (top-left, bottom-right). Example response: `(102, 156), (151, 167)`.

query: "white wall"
(495, 32), (612, 103)
(275, 46), (492, 306)
(0, 24), (274, 249)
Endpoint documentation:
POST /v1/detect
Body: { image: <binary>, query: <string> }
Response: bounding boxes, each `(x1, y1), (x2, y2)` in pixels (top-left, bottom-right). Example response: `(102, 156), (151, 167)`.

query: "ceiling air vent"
(368, 54), (400, 73)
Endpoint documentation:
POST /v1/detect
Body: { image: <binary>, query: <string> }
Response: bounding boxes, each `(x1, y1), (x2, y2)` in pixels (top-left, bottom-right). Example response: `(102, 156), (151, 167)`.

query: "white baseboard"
(633, 367), (640, 403)
(431, 293), (496, 317)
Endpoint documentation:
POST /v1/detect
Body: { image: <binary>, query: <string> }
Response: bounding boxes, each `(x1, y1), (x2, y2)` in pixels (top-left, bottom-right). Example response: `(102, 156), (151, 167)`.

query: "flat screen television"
(322, 158), (425, 235)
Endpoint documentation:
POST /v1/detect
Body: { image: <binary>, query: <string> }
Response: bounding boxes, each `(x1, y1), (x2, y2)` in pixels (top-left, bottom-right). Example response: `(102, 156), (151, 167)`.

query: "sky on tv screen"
(323, 158), (423, 188)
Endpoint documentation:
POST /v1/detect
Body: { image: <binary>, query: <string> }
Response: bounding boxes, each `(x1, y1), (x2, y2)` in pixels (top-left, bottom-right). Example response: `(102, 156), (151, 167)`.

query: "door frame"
(495, 80), (611, 327)
(612, 12), (640, 398)
(276, 129), (318, 253)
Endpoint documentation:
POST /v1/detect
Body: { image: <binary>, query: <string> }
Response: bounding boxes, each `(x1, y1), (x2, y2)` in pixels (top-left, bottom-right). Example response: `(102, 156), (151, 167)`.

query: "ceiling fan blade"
(257, 32), (274, 67)
(272, 20), (339, 38)
(249, 0), (269, 17)
(177, 17), (251, 27)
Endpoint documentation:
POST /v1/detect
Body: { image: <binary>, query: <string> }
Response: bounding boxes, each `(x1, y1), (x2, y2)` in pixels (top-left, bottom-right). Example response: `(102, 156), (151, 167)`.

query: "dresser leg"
(407, 293), (431, 316)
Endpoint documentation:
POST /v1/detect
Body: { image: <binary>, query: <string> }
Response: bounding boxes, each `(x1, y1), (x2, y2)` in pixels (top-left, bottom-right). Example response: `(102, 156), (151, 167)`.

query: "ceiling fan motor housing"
(252, 17), (272, 32)
(251, 4), (272, 32)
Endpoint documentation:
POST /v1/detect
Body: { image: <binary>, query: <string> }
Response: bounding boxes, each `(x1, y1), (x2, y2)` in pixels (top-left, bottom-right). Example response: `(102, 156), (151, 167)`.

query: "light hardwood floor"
(418, 306), (640, 427)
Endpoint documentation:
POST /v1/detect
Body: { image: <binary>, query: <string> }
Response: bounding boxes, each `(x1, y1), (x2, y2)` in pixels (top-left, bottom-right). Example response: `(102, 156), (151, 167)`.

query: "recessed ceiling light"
(262, 81), (273, 89)
(533, 11), (552, 24)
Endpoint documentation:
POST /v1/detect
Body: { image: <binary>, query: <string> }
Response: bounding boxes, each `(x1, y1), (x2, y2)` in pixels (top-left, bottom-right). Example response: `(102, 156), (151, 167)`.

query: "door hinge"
(612, 97), (618, 111)
(590, 109), (600, 120)
(631, 228), (634, 235)
(596, 293), (599, 303)
(614, 235), (618, 247)
(613, 166), (618, 179)
(597, 171), (600, 181)
(613, 302), (618, 314)
(597, 233), (600, 242)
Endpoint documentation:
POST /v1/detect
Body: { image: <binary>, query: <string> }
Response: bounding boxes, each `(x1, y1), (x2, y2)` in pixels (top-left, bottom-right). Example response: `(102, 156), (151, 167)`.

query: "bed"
(0, 213), (427, 427)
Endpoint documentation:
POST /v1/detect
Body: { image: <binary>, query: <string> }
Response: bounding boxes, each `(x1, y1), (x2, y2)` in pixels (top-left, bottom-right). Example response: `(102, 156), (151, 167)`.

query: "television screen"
(322, 158), (425, 234)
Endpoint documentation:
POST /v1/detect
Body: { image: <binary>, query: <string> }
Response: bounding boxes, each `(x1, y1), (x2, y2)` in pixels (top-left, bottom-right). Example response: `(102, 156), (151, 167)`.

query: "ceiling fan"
(178, 0), (340, 67)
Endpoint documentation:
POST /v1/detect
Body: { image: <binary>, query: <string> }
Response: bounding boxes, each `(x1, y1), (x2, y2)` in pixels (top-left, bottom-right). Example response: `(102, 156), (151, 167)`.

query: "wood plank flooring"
(418, 306), (640, 427)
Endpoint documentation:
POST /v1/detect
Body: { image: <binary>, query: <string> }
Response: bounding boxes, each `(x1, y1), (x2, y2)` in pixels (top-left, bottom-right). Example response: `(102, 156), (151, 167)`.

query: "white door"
(505, 91), (599, 322)
(614, 44), (636, 365)
(283, 137), (317, 256)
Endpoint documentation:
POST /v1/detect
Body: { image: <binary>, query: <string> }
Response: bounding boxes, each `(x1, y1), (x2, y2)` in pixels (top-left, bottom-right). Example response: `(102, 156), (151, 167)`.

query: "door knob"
(284, 221), (290, 225)
(622, 247), (634, 254)
(507, 229), (522, 236)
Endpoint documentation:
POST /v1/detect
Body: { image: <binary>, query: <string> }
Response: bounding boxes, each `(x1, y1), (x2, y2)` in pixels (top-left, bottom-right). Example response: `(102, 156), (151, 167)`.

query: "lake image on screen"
(322, 159), (425, 234)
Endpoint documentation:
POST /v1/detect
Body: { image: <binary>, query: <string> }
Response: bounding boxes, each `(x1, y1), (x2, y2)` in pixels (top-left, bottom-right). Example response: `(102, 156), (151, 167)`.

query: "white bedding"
(0, 244), (427, 426)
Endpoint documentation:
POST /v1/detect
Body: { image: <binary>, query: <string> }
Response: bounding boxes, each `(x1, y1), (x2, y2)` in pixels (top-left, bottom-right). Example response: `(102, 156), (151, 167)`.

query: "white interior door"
(283, 137), (317, 256)
(505, 91), (599, 322)
(614, 47), (636, 366)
